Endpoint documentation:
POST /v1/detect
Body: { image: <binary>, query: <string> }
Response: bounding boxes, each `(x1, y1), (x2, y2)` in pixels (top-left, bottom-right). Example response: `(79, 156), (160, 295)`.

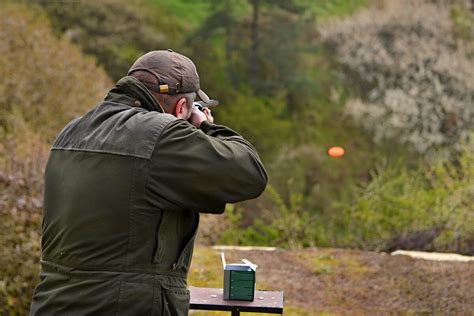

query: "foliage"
(32, 0), (172, 80)
(222, 142), (474, 255)
(183, 1), (409, 237)
(301, 0), (369, 21)
(337, 143), (474, 254)
(187, 0), (318, 108)
(322, 1), (474, 153)
(221, 185), (320, 249)
(220, 140), (413, 249)
(450, 2), (474, 40)
(217, 93), (296, 161)
(185, 0), (396, 218)
(0, 3), (111, 144)
(0, 139), (45, 315)
(184, 0), (370, 103)
(149, 0), (212, 30)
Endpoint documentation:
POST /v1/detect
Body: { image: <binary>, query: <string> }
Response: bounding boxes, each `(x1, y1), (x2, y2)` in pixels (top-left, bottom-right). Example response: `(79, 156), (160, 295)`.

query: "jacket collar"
(105, 76), (165, 112)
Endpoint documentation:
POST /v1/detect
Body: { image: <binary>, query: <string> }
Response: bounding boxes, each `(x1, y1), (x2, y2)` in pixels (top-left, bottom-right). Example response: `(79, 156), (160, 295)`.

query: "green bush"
(220, 185), (321, 249)
(337, 144), (474, 254)
(305, 0), (369, 21)
(451, 3), (474, 40)
(217, 92), (296, 161)
(221, 144), (474, 254)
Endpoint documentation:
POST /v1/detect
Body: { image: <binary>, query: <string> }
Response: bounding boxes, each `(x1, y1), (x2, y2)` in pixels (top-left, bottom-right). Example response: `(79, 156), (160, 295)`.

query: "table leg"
(231, 309), (240, 316)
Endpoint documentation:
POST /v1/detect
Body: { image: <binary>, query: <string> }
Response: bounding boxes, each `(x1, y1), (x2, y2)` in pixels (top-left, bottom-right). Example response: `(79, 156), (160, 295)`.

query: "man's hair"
(130, 70), (195, 111)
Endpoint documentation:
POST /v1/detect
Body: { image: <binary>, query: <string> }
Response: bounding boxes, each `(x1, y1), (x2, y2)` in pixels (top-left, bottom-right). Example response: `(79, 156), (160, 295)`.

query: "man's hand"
(188, 107), (214, 128)
(202, 108), (214, 123)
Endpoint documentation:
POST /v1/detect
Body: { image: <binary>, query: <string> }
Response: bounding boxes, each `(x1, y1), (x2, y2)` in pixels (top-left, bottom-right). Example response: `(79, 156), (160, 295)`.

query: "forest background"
(0, 0), (473, 313)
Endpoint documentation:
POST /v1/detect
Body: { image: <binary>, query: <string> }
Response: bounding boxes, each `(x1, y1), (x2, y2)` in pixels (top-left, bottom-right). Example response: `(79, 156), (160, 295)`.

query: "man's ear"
(173, 97), (187, 119)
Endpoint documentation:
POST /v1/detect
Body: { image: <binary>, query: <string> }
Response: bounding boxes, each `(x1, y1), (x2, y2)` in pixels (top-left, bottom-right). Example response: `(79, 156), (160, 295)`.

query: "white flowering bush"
(322, 1), (474, 153)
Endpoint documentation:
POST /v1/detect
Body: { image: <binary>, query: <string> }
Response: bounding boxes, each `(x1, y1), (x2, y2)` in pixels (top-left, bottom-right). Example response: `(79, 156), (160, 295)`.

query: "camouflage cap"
(127, 49), (210, 103)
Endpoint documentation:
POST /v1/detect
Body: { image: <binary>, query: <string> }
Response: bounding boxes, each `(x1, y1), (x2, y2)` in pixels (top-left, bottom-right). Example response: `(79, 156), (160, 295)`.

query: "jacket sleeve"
(147, 120), (268, 214)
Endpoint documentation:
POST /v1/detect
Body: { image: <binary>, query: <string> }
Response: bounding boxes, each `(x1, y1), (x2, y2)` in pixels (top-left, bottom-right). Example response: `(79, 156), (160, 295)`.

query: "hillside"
(189, 246), (474, 315)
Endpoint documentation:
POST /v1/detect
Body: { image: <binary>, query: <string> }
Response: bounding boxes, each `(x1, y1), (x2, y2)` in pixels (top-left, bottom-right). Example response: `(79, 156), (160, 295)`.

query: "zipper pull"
(172, 263), (177, 271)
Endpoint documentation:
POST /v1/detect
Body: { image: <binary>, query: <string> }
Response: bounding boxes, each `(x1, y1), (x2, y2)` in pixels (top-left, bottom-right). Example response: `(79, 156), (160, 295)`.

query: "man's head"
(128, 49), (210, 120)
(130, 70), (195, 119)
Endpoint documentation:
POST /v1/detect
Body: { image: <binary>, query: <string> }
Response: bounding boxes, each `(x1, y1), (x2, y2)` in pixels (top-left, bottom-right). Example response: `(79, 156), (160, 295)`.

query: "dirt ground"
(190, 246), (474, 315)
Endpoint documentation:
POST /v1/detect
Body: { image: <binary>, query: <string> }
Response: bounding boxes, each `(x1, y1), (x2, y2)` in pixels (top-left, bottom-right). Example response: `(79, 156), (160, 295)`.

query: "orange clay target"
(328, 146), (345, 158)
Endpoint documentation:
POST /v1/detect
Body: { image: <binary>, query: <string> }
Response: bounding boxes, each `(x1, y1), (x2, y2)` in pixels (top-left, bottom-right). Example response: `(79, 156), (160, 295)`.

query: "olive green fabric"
(30, 76), (267, 315)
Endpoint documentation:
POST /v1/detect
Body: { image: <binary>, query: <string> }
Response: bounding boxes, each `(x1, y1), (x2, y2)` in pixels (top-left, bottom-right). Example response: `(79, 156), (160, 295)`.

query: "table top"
(189, 286), (284, 314)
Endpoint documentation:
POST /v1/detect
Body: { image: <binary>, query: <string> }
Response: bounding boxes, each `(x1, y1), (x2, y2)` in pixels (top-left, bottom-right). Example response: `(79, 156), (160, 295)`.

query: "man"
(30, 49), (267, 315)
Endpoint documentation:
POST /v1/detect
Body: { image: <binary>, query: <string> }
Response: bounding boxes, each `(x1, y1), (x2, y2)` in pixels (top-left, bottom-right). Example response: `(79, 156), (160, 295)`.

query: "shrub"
(0, 3), (112, 144)
(337, 142), (474, 254)
(220, 185), (321, 249)
(321, 1), (474, 153)
(217, 92), (296, 161)
(0, 140), (45, 315)
(33, 0), (169, 80)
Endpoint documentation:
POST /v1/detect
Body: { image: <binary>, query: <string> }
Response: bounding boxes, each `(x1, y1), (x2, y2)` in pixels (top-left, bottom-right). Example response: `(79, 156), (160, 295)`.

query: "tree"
(33, 0), (169, 80)
(187, 0), (312, 105)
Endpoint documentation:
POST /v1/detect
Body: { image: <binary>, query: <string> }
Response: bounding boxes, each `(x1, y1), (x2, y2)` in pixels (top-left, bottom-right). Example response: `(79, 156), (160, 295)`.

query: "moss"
(313, 253), (337, 276)
(450, 4), (474, 40)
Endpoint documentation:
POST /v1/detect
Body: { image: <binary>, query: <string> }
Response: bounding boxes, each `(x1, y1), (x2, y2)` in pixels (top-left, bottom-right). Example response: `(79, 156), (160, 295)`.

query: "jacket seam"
(41, 259), (188, 278)
(124, 160), (137, 268)
(51, 147), (150, 160)
(149, 119), (200, 211)
(143, 159), (155, 263)
(115, 279), (123, 316)
(149, 117), (180, 155)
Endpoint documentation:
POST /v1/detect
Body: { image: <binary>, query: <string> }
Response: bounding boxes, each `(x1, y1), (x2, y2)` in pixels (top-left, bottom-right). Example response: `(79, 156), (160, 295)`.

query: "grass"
(313, 253), (336, 276)
(147, 0), (371, 31)
(295, 249), (371, 278)
(300, 0), (369, 21)
(188, 246), (223, 288)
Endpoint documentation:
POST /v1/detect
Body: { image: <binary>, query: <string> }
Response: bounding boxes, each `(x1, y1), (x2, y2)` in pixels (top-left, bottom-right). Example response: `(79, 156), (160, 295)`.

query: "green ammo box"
(221, 252), (257, 301)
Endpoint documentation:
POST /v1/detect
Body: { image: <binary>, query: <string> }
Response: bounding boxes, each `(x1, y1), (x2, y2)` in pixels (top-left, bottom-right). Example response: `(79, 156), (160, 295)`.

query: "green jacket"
(30, 77), (267, 315)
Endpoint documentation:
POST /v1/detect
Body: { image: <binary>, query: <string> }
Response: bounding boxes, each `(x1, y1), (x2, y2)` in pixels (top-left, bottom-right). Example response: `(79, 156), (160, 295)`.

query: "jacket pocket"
(172, 213), (200, 272)
(161, 285), (190, 316)
(152, 211), (166, 264)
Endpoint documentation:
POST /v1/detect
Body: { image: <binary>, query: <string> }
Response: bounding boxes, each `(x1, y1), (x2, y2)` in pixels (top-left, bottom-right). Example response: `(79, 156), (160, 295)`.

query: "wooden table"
(189, 286), (284, 315)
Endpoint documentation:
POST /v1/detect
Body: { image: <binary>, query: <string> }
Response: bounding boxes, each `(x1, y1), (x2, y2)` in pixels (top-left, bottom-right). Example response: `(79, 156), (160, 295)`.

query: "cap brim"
(196, 89), (210, 104)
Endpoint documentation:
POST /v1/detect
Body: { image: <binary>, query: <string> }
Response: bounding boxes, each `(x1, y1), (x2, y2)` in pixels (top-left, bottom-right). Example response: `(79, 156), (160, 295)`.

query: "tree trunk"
(224, 0), (238, 87)
(250, 0), (259, 90)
